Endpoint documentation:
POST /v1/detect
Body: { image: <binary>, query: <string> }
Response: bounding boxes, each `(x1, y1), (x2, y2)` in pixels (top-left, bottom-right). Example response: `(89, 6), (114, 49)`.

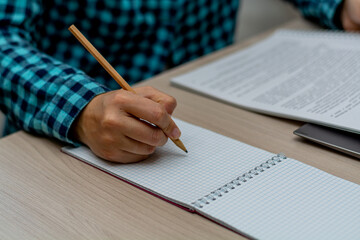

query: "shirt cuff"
(297, 0), (344, 29)
(324, 0), (345, 29)
(43, 74), (110, 146)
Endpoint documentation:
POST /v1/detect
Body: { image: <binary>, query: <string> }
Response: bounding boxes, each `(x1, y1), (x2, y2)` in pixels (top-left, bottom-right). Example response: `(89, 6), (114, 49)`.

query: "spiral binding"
(191, 153), (287, 208)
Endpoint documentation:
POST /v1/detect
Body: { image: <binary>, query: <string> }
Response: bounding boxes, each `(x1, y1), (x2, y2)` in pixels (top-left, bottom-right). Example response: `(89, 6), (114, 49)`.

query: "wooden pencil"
(68, 24), (187, 153)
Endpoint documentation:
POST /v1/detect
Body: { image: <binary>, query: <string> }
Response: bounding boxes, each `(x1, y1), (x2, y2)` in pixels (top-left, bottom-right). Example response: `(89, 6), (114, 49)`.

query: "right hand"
(71, 86), (181, 163)
(341, 0), (360, 31)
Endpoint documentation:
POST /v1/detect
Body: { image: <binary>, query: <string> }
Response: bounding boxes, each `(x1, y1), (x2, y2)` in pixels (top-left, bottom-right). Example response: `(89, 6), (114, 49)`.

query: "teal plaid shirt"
(0, 0), (343, 144)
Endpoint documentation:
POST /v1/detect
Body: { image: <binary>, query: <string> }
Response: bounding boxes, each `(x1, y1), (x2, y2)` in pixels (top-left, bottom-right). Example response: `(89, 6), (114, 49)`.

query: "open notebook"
(63, 119), (360, 240)
(171, 30), (360, 134)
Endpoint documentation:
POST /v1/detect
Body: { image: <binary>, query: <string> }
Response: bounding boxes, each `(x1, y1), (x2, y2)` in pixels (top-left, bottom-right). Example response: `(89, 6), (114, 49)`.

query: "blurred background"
(0, 0), (299, 137)
(236, 0), (299, 41)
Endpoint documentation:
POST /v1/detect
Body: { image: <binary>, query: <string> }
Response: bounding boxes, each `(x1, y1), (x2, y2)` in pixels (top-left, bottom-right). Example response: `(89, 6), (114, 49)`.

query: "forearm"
(0, 27), (109, 144)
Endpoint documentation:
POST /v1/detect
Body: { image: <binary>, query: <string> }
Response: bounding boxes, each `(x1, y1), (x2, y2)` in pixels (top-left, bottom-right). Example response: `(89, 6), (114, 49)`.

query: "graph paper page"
(63, 119), (274, 207)
(63, 119), (360, 238)
(196, 157), (360, 240)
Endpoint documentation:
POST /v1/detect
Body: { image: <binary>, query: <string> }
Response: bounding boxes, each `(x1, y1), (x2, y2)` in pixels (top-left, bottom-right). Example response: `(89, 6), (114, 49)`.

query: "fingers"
(94, 146), (151, 163)
(125, 97), (181, 139)
(90, 133), (157, 163)
(74, 87), (180, 163)
(135, 86), (177, 115)
(119, 136), (157, 155)
(117, 91), (181, 139)
(120, 117), (168, 147)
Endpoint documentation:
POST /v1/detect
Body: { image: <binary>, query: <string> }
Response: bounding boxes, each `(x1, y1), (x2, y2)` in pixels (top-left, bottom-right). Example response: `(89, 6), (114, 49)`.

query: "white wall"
(236, 0), (300, 42)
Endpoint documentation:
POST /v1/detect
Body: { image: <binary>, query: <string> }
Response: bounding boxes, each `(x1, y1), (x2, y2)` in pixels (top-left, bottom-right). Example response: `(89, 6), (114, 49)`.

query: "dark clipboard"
(294, 123), (360, 159)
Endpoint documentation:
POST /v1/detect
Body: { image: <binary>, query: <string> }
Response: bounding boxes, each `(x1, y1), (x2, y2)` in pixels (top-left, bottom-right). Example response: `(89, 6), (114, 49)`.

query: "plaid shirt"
(287, 0), (343, 29)
(0, 0), (343, 145)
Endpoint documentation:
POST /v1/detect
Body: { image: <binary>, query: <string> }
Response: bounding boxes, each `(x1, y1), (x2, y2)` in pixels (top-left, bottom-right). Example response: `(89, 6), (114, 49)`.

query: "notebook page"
(171, 30), (360, 134)
(63, 119), (274, 209)
(196, 157), (360, 240)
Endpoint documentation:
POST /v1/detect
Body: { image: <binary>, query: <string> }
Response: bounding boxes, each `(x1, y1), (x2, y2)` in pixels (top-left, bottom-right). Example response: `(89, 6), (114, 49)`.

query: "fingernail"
(171, 127), (181, 139)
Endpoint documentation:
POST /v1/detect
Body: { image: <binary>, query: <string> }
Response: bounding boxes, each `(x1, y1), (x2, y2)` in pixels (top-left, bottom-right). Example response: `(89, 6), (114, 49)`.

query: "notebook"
(62, 119), (360, 240)
(171, 30), (360, 134)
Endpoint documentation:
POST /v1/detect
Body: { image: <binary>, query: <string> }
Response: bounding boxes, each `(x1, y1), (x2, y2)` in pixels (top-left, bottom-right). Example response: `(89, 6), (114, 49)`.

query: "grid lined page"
(197, 158), (360, 240)
(63, 119), (274, 208)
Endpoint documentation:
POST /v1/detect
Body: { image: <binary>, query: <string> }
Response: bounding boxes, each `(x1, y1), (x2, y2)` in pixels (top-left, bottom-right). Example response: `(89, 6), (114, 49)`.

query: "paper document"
(172, 30), (360, 133)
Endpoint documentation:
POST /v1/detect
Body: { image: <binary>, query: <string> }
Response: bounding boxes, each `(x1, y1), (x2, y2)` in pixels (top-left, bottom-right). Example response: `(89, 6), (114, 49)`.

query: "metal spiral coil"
(192, 153), (287, 208)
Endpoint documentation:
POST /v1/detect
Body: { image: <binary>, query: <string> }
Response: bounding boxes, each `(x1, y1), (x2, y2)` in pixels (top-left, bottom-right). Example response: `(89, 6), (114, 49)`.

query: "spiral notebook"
(171, 30), (360, 134)
(62, 119), (360, 240)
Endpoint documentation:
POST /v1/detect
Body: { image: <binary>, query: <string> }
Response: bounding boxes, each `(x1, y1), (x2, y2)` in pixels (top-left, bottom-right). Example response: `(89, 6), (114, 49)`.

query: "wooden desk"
(1, 19), (359, 239)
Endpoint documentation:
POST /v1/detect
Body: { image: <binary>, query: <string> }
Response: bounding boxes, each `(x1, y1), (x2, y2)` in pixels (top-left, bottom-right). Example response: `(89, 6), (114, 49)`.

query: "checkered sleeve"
(0, 1), (109, 144)
(286, 0), (344, 29)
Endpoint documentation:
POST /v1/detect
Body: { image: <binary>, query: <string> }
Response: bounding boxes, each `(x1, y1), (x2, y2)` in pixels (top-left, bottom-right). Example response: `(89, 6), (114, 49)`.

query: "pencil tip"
(171, 138), (188, 153)
(185, 150), (188, 153)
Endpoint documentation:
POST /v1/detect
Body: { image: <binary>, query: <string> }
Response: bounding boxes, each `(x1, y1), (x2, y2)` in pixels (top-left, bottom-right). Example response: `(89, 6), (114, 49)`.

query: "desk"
(1, 19), (359, 239)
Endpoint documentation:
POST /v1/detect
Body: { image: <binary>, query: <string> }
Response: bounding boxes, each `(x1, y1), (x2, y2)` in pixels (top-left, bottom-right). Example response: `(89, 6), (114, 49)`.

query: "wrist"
(70, 107), (88, 145)
(70, 94), (102, 146)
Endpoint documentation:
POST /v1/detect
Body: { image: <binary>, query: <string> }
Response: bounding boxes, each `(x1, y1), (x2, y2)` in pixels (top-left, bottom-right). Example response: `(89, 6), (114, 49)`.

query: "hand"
(341, 0), (360, 31)
(72, 86), (180, 163)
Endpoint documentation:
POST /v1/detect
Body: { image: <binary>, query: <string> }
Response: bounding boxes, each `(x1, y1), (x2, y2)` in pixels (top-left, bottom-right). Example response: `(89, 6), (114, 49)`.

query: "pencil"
(68, 24), (187, 153)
